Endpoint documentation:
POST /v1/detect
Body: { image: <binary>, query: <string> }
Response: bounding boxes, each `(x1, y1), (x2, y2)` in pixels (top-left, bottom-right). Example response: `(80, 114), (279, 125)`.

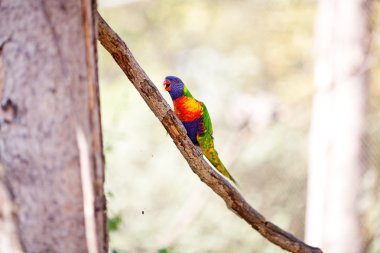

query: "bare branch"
(96, 11), (322, 253)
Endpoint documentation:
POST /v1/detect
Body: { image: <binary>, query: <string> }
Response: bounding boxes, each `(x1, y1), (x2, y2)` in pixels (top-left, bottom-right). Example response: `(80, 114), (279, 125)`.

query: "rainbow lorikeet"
(163, 76), (237, 184)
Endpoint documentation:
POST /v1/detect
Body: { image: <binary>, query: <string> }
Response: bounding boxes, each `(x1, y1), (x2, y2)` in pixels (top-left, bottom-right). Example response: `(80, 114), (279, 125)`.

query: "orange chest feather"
(173, 97), (203, 122)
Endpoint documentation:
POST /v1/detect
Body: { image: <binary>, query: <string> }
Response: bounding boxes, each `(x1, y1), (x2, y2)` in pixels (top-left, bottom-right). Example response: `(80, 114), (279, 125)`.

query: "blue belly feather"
(182, 117), (204, 145)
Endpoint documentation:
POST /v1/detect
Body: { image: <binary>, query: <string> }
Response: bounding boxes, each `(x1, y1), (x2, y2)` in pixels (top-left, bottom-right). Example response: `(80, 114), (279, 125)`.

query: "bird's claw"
(195, 147), (203, 157)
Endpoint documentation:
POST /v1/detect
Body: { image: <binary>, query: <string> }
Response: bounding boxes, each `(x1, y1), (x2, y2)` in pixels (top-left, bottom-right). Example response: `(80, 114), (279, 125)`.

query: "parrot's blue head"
(163, 76), (184, 100)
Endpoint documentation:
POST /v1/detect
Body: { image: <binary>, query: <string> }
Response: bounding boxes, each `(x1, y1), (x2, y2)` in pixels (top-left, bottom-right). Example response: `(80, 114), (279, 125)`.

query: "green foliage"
(108, 214), (122, 233)
(107, 191), (114, 198)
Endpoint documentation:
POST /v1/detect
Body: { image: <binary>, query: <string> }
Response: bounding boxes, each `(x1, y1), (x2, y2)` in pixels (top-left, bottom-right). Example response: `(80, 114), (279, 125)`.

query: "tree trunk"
(0, 0), (107, 253)
(305, 0), (372, 252)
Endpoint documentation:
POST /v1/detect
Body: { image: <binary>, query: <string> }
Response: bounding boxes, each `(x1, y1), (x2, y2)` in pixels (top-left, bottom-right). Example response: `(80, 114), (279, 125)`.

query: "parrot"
(163, 75), (237, 184)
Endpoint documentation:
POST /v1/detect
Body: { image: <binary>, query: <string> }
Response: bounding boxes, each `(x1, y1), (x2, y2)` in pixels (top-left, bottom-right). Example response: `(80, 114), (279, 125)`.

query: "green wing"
(196, 102), (237, 184)
(200, 102), (213, 138)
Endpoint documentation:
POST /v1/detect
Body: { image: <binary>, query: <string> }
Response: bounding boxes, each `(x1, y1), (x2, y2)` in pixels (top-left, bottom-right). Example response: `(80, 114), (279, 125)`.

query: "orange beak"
(163, 79), (171, 91)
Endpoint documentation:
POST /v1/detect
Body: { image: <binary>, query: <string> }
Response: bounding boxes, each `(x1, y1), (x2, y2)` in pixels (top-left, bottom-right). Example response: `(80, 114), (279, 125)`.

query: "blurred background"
(97, 0), (380, 252)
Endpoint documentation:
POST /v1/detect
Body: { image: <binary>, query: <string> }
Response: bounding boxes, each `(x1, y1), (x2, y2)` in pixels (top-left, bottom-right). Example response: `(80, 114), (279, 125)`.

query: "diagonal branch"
(96, 11), (322, 253)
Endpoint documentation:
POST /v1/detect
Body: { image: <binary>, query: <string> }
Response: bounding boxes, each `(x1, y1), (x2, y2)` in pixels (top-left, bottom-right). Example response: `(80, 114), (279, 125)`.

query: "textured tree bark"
(306, 0), (372, 252)
(97, 12), (322, 253)
(0, 0), (106, 253)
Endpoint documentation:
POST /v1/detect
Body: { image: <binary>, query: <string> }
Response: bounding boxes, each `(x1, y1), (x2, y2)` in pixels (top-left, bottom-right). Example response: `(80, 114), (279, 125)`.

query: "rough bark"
(97, 12), (322, 253)
(0, 1), (106, 253)
(306, 0), (372, 252)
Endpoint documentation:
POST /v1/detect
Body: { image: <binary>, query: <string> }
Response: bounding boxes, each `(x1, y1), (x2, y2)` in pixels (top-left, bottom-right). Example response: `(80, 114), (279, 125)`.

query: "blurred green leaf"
(107, 191), (114, 198)
(104, 143), (113, 153)
(108, 214), (122, 232)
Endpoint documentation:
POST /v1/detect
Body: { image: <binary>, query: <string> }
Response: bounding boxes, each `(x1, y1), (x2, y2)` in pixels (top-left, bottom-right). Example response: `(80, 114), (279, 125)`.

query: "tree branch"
(96, 11), (322, 253)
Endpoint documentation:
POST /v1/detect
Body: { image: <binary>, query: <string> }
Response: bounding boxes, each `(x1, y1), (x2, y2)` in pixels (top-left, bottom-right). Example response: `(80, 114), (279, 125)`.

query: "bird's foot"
(195, 146), (203, 157)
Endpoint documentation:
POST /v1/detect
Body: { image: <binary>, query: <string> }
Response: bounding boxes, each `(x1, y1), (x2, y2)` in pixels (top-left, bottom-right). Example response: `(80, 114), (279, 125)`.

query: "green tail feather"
(197, 103), (237, 184)
(203, 147), (237, 184)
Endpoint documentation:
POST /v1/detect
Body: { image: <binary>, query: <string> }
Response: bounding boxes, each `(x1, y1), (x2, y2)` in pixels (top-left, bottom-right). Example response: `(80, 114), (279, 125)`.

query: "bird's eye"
(174, 78), (179, 83)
